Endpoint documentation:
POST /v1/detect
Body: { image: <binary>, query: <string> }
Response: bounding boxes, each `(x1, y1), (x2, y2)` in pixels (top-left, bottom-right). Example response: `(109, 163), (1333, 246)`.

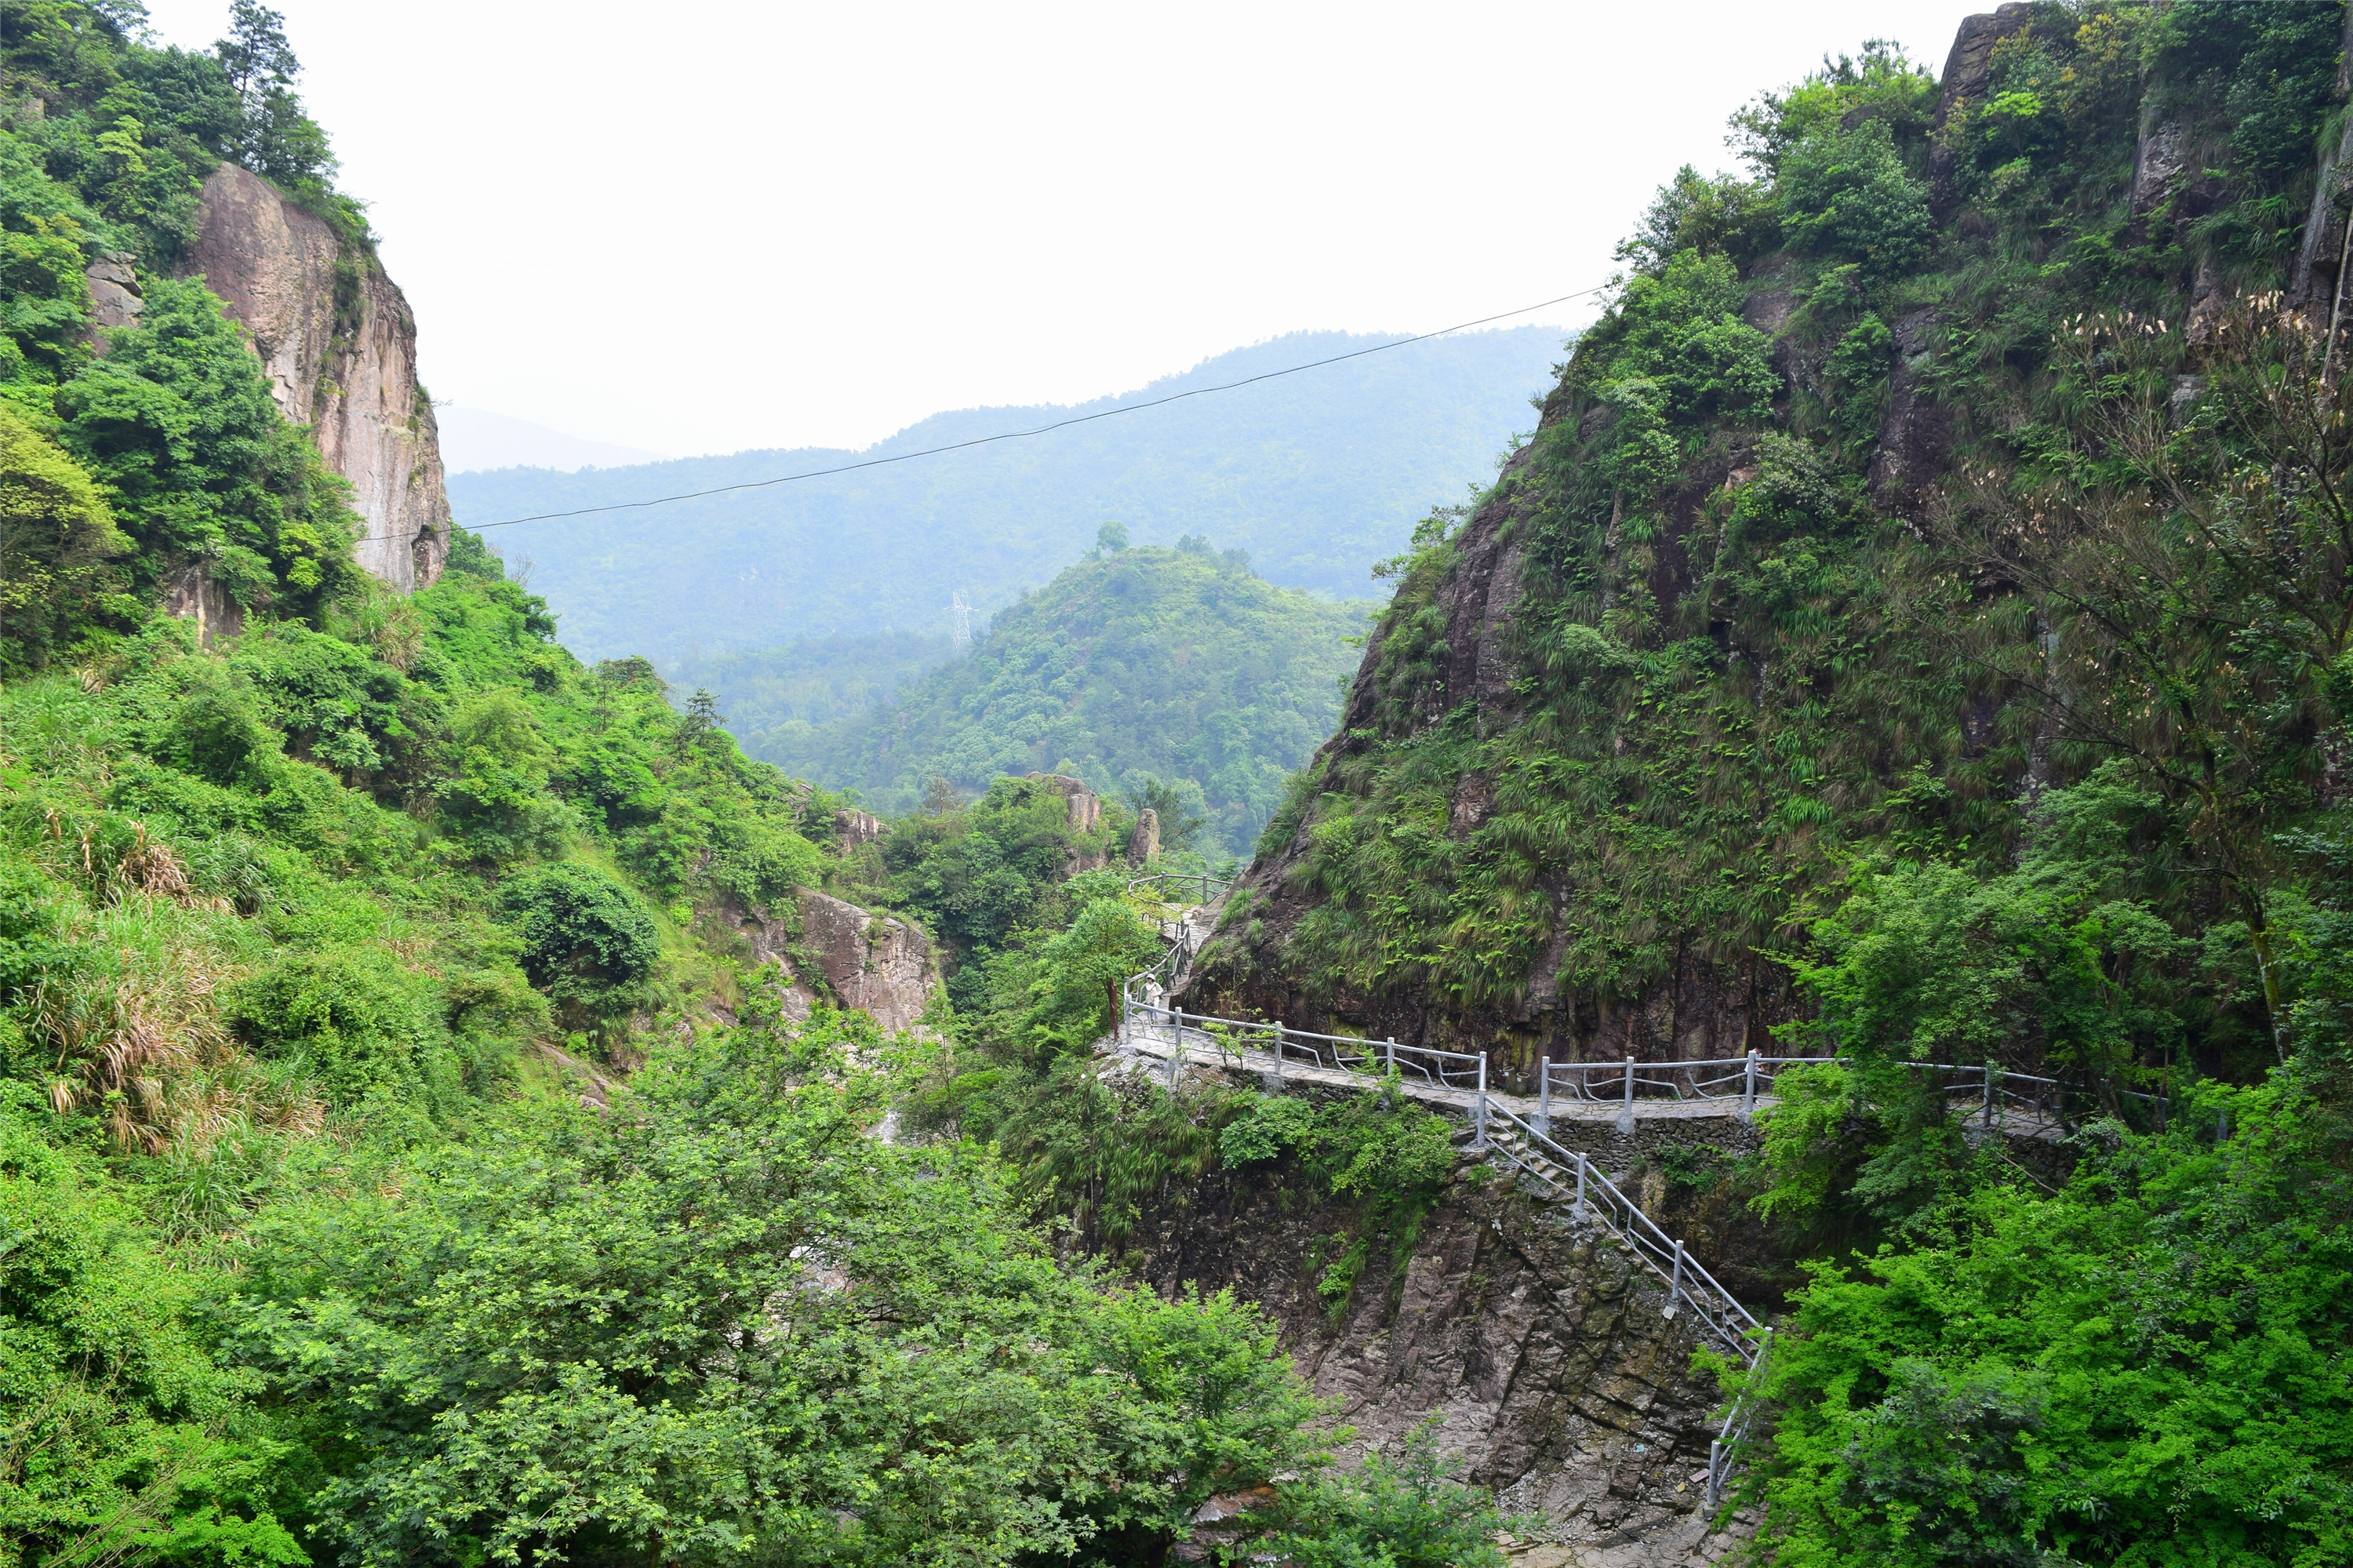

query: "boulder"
(1022, 772), (1111, 871)
(1024, 772), (1103, 833)
(737, 888), (937, 1035)
(83, 250), (142, 330)
(1129, 807), (1159, 865)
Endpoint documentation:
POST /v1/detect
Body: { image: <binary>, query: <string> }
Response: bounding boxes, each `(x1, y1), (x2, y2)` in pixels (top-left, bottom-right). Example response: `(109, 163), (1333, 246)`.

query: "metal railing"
(1478, 1101), (1769, 1507)
(1126, 869), (1233, 908)
(1536, 1052), (2170, 1133)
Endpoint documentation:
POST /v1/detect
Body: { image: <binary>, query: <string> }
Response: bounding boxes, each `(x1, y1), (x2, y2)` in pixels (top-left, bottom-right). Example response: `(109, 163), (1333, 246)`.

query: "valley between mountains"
(3, 3), (2352, 1566)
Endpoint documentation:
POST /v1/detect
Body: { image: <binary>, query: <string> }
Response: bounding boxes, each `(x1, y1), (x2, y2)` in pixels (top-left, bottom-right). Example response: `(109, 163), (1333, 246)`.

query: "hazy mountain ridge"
(449, 326), (1566, 663)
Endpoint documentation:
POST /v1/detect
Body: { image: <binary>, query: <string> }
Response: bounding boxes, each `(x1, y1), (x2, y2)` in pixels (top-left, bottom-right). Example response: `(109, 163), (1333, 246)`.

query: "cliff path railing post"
(1471, 1053), (1490, 1149)
(1742, 1050), (1758, 1119)
(1620, 1056), (1636, 1133)
(1573, 1149), (1588, 1221)
(1386, 1037), (1397, 1075)
(1537, 1056), (1551, 1135)
(1275, 1020), (1285, 1082)
(1667, 1239), (1686, 1319)
(1170, 1007), (1183, 1088)
(1981, 1063), (1994, 1132)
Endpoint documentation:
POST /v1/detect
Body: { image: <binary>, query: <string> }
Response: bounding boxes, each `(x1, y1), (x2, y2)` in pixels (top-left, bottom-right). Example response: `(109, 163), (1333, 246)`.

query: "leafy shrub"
(0, 1095), (305, 1566)
(500, 861), (660, 998)
(224, 951), (437, 1107)
(151, 660), (280, 788)
(228, 1015), (1325, 1566)
(1756, 1081), (2353, 1566)
(1777, 118), (1933, 278)
(1243, 1417), (1509, 1568)
(1219, 1082), (1454, 1201)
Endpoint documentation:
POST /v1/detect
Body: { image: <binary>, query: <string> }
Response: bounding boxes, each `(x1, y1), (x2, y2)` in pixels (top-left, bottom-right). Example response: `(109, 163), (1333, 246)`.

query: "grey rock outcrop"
(835, 809), (886, 849)
(1129, 808), (1160, 865)
(83, 250), (143, 330)
(1867, 308), (1949, 516)
(1928, 3), (2035, 206)
(737, 888), (938, 1034)
(162, 561), (243, 646)
(1025, 772), (1104, 833)
(1024, 773), (1111, 871)
(181, 163), (451, 592)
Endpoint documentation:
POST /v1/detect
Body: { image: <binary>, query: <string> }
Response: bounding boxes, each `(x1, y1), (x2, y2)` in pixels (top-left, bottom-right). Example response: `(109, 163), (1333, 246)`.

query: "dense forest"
(667, 628), (951, 752)
(7, 0), (2353, 1565)
(705, 529), (1370, 859)
(444, 326), (1564, 665)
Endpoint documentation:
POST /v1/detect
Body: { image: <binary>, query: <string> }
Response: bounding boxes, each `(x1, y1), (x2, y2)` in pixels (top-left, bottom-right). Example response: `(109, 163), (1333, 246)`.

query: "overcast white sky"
(137, 1), (1980, 459)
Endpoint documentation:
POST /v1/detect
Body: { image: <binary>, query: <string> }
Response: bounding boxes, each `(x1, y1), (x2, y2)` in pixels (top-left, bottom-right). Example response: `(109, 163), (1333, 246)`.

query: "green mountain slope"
(1180, 6), (2353, 1561)
(446, 325), (1564, 664)
(667, 628), (951, 746)
(0, 9), (1380, 1562)
(736, 537), (1373, 857)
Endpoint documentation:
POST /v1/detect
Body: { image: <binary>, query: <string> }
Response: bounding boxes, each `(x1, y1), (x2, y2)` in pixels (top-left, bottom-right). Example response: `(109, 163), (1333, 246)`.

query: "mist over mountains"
(448, 326), (1567, 664)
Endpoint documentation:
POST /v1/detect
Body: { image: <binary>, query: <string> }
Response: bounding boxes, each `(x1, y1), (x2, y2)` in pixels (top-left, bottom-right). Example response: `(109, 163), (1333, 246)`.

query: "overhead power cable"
(361, 285), (1606, 543)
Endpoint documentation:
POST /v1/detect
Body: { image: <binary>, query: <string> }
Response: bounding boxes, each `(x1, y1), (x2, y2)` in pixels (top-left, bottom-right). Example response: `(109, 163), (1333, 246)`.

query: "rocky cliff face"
(737, 887), (939, 1034)
(180, 163), (451, 591)
(1129, 1143), (1756, 1566)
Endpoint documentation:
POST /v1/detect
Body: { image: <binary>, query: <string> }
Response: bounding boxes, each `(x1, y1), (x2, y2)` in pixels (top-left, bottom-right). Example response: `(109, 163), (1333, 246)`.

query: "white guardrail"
(1115, 871), (2173, 1506)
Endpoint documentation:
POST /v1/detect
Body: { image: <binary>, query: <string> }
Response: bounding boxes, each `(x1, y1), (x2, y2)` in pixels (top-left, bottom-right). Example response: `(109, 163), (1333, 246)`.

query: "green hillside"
(667, 629), (951, 744)
(446, 325), (1564, 664)
(730, 533), (1373, 857)
(0, 8), (1431, 1563)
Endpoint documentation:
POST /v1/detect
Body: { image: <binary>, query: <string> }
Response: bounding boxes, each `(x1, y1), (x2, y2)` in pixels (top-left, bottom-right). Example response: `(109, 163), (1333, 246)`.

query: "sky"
(137, 0), (1982, 460)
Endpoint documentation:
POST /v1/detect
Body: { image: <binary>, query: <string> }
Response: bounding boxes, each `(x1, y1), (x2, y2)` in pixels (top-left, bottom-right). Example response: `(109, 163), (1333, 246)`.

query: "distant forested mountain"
(729, 537), (1371, 858)
(448, 326), (1564, 664)
(667, 631), (952, 748)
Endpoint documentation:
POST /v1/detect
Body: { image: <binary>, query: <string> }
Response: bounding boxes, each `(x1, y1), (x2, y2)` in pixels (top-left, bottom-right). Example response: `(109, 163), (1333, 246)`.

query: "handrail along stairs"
(1116, 870), (1767, 1504)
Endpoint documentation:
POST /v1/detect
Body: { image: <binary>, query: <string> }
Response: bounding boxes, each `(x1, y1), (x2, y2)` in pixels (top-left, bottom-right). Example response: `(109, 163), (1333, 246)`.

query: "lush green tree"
(501, 861), (660, 998)
(0, 400), (129, 670)
(1754, 1079), (2353, 1566)
(230, 1010), (1327, 1566)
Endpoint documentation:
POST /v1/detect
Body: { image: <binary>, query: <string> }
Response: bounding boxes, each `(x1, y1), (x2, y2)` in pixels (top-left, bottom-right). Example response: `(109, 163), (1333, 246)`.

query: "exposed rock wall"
(1024, 772), (1112, 872)
(736, 887), (938, 1034)
(180, 163), (451, 591)
(1128, 1155), (1755, 1565)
